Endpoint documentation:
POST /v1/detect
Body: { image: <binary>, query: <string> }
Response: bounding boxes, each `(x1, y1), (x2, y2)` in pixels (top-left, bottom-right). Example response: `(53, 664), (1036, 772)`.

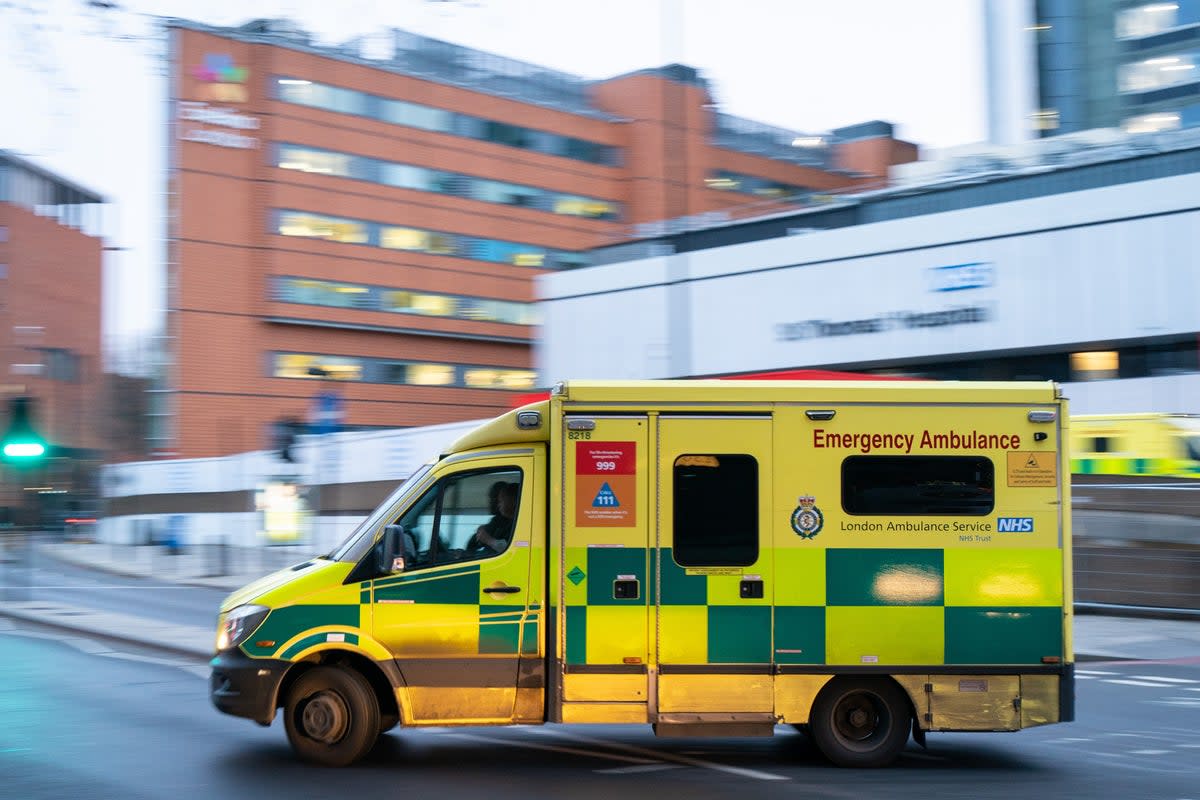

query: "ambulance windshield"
(327, 464), (433, 563)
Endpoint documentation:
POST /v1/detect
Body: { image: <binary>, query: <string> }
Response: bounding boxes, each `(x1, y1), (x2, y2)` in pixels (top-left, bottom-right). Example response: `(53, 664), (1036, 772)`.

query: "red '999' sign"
(576, 442), (636, 474)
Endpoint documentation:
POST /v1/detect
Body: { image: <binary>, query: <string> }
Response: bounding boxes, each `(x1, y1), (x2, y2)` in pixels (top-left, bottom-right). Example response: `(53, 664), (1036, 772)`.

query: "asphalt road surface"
(0, 540), (227, 628)
(2, 620), (1197, 800)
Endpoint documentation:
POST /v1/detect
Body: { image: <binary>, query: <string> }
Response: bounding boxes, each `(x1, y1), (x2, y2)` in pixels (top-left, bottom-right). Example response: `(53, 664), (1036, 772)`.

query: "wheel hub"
(301, 690), (349, 744)
(835, 694), (882, 742)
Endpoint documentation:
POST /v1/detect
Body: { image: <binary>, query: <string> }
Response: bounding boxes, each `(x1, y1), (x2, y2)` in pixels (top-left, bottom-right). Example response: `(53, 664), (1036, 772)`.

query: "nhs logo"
(996, 517), (1034, 533)
(928, 262), (994, 293)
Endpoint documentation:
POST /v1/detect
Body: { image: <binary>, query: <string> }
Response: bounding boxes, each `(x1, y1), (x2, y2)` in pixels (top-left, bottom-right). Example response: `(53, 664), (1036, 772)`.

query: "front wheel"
(284, 666), (380, 767)
(809, 677), (911, 768)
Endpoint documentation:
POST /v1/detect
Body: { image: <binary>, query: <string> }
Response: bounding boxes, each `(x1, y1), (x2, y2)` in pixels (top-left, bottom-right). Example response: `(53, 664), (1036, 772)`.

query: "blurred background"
(0, 0), (1197, 610)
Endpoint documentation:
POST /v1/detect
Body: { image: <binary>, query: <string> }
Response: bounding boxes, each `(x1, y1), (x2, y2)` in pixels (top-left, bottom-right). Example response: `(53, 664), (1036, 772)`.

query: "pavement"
(1, 541), (1198, 664)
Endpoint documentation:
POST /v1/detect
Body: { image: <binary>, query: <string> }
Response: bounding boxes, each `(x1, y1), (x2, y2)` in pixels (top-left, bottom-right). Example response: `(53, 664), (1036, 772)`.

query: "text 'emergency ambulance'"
(813, 429), (1022, 453)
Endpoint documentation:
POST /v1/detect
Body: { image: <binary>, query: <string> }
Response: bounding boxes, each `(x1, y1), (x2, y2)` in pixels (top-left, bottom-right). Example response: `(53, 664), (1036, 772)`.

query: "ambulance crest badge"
(790, 495), (823, 539)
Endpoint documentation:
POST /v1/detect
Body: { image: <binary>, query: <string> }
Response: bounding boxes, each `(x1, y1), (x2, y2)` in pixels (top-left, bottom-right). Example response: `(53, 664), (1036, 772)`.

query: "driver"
(469, 481), (518, 554)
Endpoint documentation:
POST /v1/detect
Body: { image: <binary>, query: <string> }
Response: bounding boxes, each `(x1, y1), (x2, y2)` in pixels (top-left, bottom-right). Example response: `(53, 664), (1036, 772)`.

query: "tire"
(283, 666), (381, 767)
(809, 677), (911, 768)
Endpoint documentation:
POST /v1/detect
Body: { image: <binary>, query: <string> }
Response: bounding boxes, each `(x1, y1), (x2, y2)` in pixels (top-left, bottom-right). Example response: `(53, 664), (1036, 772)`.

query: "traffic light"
(2, 396), (48, 465)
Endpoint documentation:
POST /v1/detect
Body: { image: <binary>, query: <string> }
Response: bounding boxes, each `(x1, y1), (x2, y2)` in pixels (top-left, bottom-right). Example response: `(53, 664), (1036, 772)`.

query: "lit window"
(407, 364), (456, 386)
(513, 252), (546, 267)
(277, 146), (352, 176)
(1124, 111), (1182, 133)
(380, 226), (430, 251)
(274, 353), (363, 381)
(278, 212), (368, 244)
(1116, 3), (1180, 39)
(1070, 351), (1119, 381)
(1030, 109), (1060, 130)
(463, 368), (537, 389)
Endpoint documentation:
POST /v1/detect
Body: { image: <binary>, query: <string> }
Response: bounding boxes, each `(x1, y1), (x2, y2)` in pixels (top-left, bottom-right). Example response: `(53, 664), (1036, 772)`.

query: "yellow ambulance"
(1070, 412), (1200, 477)
(210, 379), (1074, 767)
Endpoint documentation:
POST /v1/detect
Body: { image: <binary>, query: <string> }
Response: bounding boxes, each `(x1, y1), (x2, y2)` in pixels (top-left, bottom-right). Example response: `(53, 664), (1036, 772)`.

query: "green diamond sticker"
(567, 566), (586, 585)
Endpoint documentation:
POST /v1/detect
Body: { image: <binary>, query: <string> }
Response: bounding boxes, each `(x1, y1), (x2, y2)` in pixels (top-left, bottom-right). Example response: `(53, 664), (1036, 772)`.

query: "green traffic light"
(2, 396), (48, 463)
(4, 442), (45, 458)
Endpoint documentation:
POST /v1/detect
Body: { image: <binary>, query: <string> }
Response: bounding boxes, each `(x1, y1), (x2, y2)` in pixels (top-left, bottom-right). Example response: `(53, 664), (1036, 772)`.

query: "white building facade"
(539, 133), (1200, 416)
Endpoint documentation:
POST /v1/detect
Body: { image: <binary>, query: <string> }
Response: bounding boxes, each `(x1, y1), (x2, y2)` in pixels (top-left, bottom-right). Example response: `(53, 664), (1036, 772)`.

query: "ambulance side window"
(389, 467), (523, 569)
(841, 456), (994, 515)
(672, 454), (758, 567)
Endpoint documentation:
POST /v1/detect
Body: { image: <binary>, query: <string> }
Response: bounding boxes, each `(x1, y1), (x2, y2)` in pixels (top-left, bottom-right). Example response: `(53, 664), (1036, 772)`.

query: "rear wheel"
(809, 677), (911, 768)
(284, 666), (380, 767)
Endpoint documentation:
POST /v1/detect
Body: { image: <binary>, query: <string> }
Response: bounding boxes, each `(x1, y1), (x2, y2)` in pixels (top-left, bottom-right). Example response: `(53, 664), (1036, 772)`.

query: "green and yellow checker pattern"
(562, 545), (649, 665)
(563, 546), (1064, 667)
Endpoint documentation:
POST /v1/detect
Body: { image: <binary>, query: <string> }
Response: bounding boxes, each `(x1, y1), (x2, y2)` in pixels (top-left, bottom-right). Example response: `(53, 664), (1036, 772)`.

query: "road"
(0, 539), (226, 628)
(1, 620), (1197, 800)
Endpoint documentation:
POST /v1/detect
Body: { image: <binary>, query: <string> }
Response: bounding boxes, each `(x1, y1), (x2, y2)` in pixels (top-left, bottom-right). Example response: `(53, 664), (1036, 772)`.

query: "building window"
(842, 456), (994, 516)
(1116, 2), (1188, 39)
(462, 368), (537, 389)
(1030, 109), (1060, 131)
(672, 454), (759, 567)
(273, 352), (533, 390)
(273, 76), (618, 167)
(273, 353), (364, 381)
(276, 211), (369, 244)
(1119, 52), (1200, 94)
(274, 277), (539, 326)
(276, 143), (619, 221)
(705, 170), (809, 200)
(380, 226), (458, 256)
(1071, 351), (1119, 381)
(277, 144), (357, 177)
(1124, 111), (1182, 133)
(277, 278), (371, 309)
(274, 209), (585, 269)
(406, 363), (457, 386)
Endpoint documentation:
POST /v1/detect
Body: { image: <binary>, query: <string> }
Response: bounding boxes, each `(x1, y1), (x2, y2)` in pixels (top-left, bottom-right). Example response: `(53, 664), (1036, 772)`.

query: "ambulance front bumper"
(210, 650), (289, 726)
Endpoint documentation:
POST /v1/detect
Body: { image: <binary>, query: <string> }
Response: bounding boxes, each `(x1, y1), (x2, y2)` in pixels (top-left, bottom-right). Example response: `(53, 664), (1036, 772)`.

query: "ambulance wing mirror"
(379, 524), (414, 574)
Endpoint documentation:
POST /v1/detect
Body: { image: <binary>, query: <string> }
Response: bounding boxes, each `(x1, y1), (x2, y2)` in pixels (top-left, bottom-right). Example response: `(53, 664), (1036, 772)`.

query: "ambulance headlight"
(216, 604), (269, 652)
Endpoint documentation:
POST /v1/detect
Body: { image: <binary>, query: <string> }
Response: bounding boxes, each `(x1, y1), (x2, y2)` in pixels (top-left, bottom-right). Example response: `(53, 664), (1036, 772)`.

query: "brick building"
(0, 150), (105, 523)
(164, 18), (917, 458)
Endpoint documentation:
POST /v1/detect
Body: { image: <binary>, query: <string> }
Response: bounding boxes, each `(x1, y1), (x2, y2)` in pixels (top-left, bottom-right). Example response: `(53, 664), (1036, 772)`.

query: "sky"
(0, 0), (987, 363)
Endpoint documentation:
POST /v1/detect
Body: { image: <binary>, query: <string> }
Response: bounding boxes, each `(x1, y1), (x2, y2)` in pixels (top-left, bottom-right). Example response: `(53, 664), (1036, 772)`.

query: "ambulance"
(210, 379), (1074, 768)
(1070, 412), (1200, 477)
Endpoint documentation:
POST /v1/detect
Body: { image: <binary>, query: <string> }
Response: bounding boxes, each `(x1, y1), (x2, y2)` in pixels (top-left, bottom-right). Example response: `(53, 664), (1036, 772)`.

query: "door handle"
(484, 584), (521, 594)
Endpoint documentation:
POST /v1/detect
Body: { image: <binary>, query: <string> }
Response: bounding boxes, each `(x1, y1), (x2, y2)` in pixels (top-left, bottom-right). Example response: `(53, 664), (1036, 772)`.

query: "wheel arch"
(276, 649), (401, 726)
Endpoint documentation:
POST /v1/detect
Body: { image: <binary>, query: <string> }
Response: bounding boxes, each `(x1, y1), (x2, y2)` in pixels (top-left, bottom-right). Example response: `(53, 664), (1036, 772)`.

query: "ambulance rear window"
(842, 456), (994, 515)
(672, 454), (758, 566)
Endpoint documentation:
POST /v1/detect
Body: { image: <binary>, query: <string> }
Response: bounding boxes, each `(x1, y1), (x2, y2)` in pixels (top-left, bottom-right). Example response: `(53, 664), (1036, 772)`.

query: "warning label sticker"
(577, 442), (636, 527)
(1006, 451), (1057, 487)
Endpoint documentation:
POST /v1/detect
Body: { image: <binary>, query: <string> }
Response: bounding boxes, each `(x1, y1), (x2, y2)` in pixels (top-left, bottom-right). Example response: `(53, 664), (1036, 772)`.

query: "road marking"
(595, 764), (684, 775)
(442, 732), (658, 765)
(1078, 669), (1118, 676)
(1150, 699), (1200, 708)
(526, 727), (789, 782)
(1130, 749), (1171, 755)
(1131, 676), (1198, 684)
(1105, 679), (1178, 688)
